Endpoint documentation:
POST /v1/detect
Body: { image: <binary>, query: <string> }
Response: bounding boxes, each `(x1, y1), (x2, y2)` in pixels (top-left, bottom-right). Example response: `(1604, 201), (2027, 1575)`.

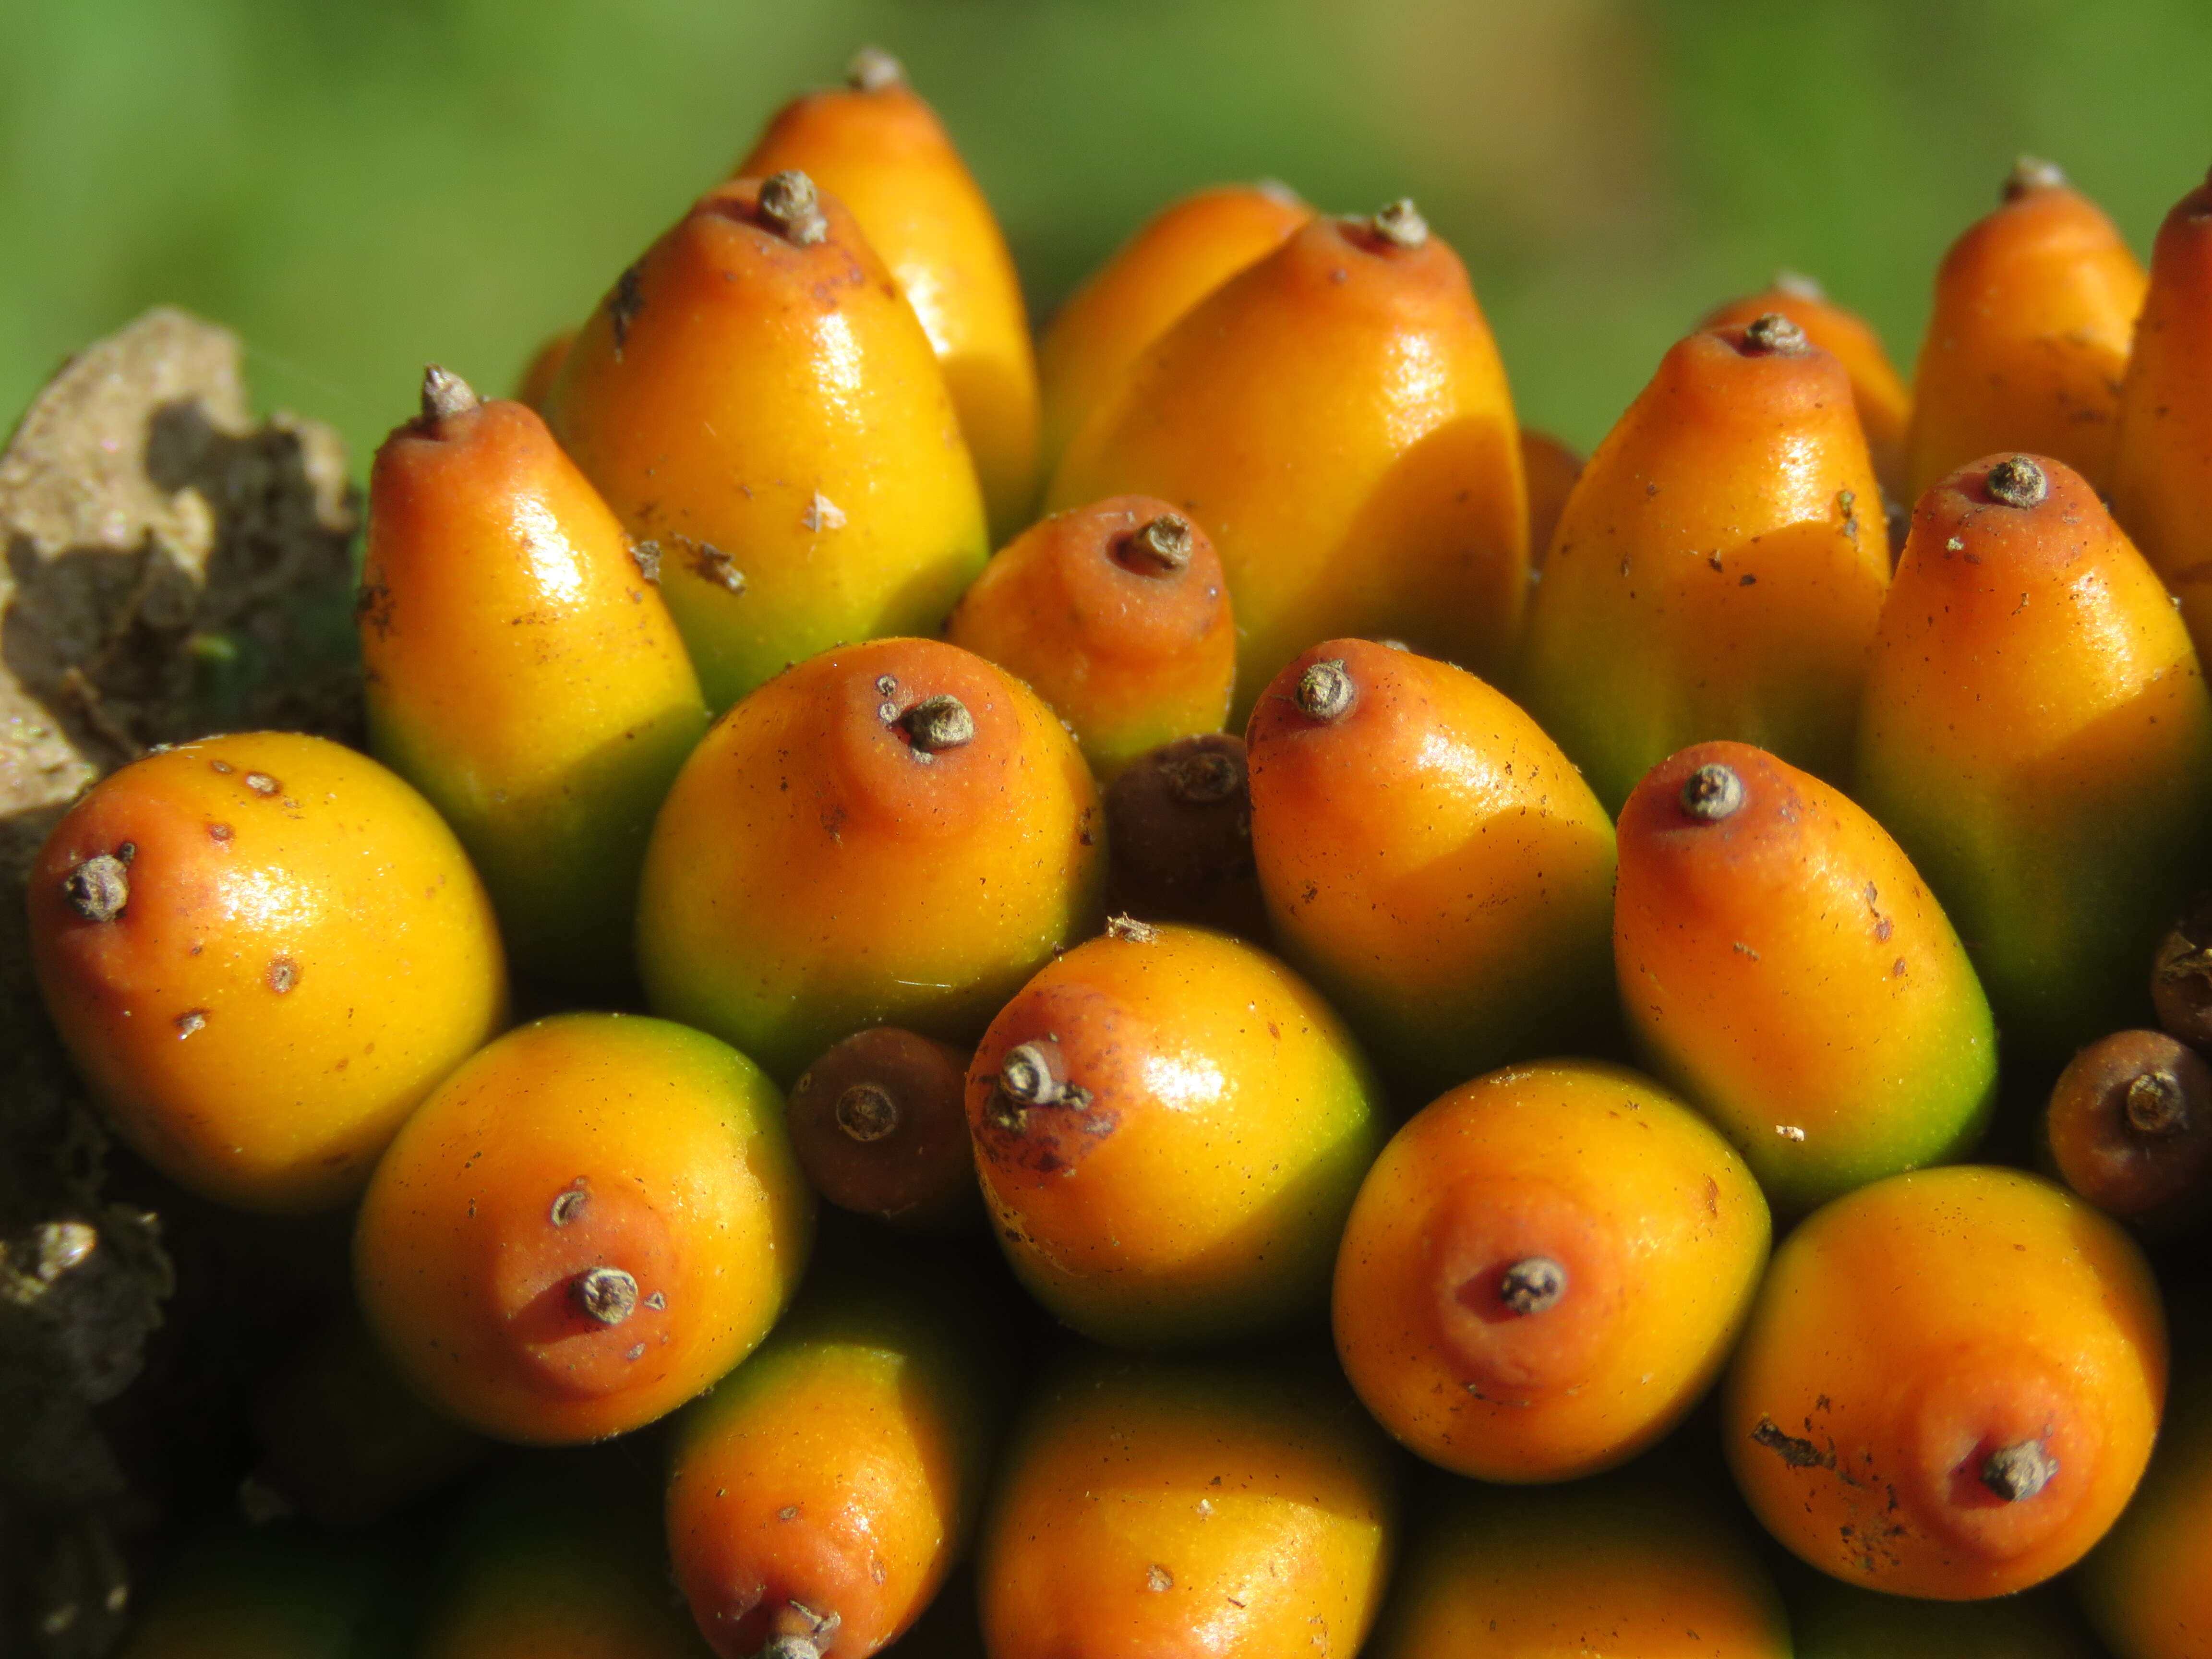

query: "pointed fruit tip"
(1985, 454), (2050, 509)
(847, 45), (906, 92)
(1294, 658), (1356, 722)
(2004, 156), (2068, 200)
(1740, 313), (1810, 356)
(420, 364), (480, 424)
(1679, 762), (1746, 823)
(758, 170), (830, 247)
(1369, 198), (1429, 250)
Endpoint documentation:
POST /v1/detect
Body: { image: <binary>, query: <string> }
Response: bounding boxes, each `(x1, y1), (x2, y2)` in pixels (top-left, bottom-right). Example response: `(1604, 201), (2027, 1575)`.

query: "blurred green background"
(3, 0), (2210, 474)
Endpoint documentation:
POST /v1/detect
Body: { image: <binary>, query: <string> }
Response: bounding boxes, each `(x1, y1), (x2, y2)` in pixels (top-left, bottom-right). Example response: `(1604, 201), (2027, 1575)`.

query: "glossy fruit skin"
(945, 495), (1235, 779)
(1724, 1166), (2165, 1599)
(1853, 453), (2212, 1056)
(1617, 742), (1996, 1216)
(353, 1012), (813, 1445)
(666, 1279), (1000, 1659)
(1037, 181), (1311, 470)
(545, 176), (988, 711)
(1368, 1471), (1790, 1659)
(1519, 427), (1582, 568)
(739, 74), (1038, 541)
(637, 638), (1105, 1088)
(1247, 639), (1616, 1097)
(1905, 174), (2146, 501)
(1703, 280), (1913, 502)
(2112, 171), (2212, 668)
(785, 1027), (977, 1232)
(1049, 212), (1527, 722)
(1334, 1060), (1768, 1481)
(1792, 1576), (2101, 1659)
(1516, 323), (1890, 812)
(362, 394), (708, 986)
(978, 1349), (1397, 1659)
(29, 732), (506, 1214)
(2045, 1031), (2212, 1232)
(417, 1468), (706, 1659)
(2077, 1339), (2212, 1659)
(968, 923), (1384, 1348)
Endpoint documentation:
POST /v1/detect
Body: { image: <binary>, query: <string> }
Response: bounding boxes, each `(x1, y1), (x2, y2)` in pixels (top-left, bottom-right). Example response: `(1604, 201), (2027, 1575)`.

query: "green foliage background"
(3, 0), (2210, 472)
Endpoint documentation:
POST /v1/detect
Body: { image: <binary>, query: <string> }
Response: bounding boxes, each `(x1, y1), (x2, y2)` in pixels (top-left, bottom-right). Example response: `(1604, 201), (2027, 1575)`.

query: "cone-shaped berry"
(1517, 316), (1890, 812)
(1369, 1470), (1789, 1659)
(354, 1012), (813, 1444)
(979, 1348), (1396, 1659)
(638, 638), (1104, 1087)
(545, 172), (987, 710)
(1703, 272), (1912, 502)
(1247, 640), (1616, 1098)
(968, 921), (1384, 1348)
(667, 1269), (1002, 1659)
(738, 52), (1038, 541)
(1334, 1060), (1768, 1481)
(1905, 161), (2146, 501)
(1854, 453), (2212, 1056)
(1037, 181), (1311, 470)
(2112, 169), (2212, 667)
(1617, 742), (1996, 1216)
(786, 1027), (977, 1233)
(1049, 201), (1527, 722)
(2044, 1030), (2212, 1233)
(362, 370), (708, 986)
(1725, 1166), (2165, 1599)
(945, 497), (1235, 780)
(29, 733), (506, 1214)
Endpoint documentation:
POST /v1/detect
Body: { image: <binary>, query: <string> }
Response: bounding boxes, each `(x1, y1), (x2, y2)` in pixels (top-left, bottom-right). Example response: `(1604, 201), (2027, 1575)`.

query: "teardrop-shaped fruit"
(2077, 1334), (2212, 1659)
(945, 497), (1235, 779)
(1048, 201), (1527, 721)
(353, 1012), (814, 1444)
(638, 637), (1104, 1087)
(666, 1270), (1001, 1659)
(2044, 1030), (2212, 1232)
(1517, 315), (1889, 811)
(417, 1463), (706, 1659)
(1334, 1059), (1768, 1481)
(1904, 160), (2147, 501)
(1791, 1577), (2100, 1659)
(979, 1348), (1397, 1659)
(118, 1535), (403, 1659)
(738, 51), (1038, 541)
(1246, 640), (1616, 1097)
(1368, 1469), (1790, 1659)
(968, 921), (1384, 1347)
(1617, 742), (1996, 1215)
(1519, 428), (1582, 568)
(1101, 733), (1266, 937)
(28, 732), (506, 1214)
(1037, 181), (1311, 470)
(545, 171), (987, 710)
(512, 328), (574, 412)
(1702, 273), (1912, 502)
(1724, 1166), (2165, 1599)
(1854, 452), (2212, 1055)
(2112, 168), (2212, 666)
(361, 369), (708, 986)
(786, 1027), (976, 1232)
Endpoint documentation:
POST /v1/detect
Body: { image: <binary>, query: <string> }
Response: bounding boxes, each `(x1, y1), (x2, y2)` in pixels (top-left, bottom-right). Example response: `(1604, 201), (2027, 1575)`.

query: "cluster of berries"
(27, 45), (2212, 1659)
